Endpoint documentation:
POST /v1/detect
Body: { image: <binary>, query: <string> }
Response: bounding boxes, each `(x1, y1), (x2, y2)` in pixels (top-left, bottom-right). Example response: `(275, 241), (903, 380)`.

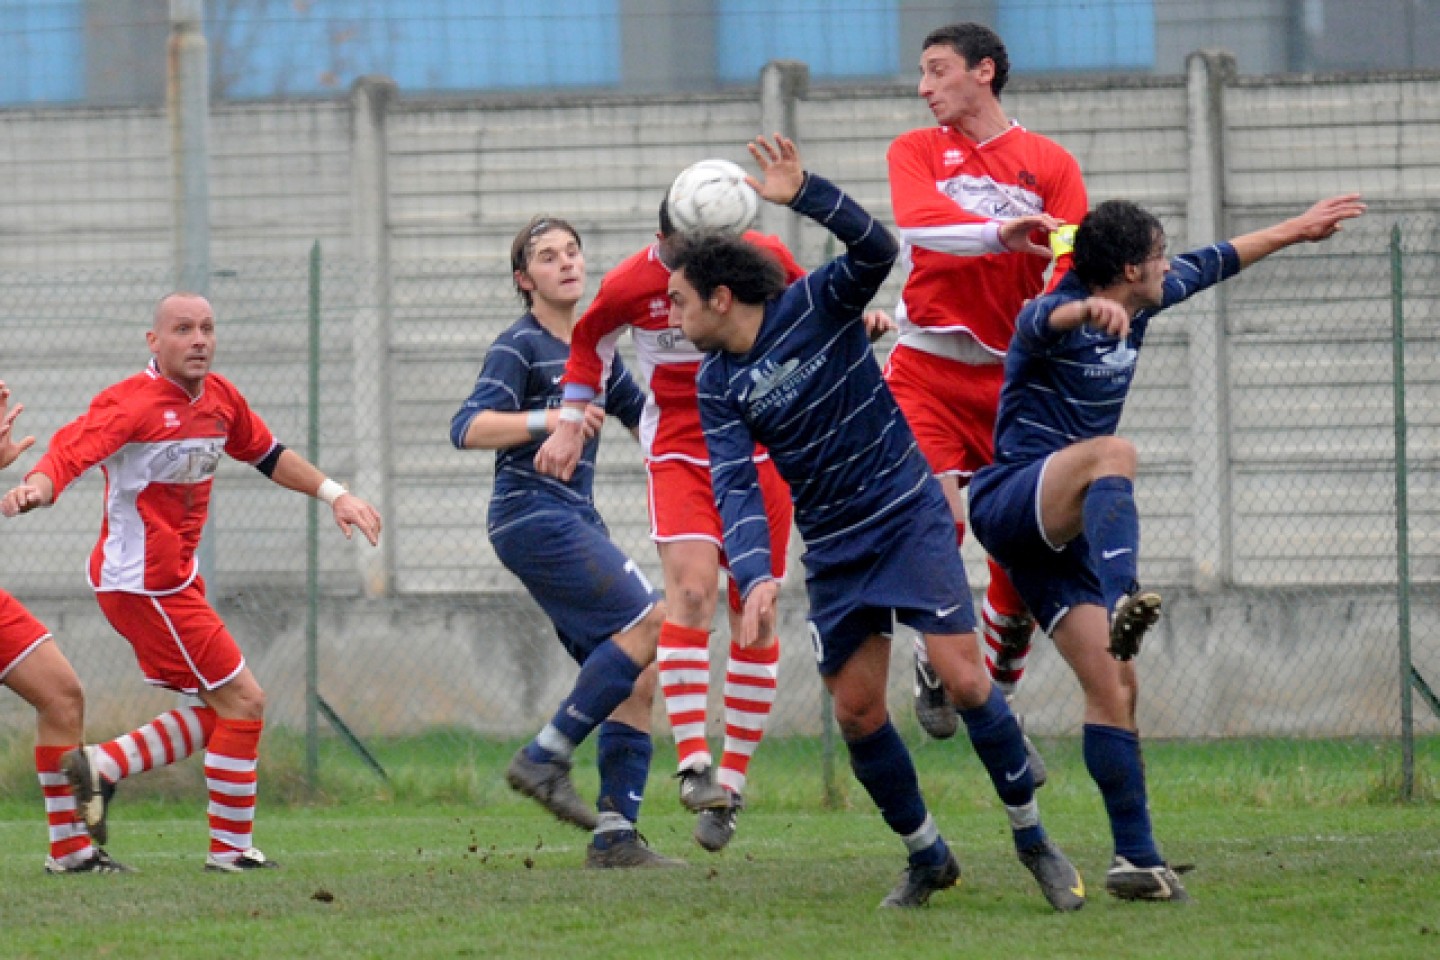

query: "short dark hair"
(509, 215), (582, 306)
(658, 192), (675, 238)
(1073, 200), (1165, 290)
(666, 231), (788, 306)
(923, 22), (1010, 97)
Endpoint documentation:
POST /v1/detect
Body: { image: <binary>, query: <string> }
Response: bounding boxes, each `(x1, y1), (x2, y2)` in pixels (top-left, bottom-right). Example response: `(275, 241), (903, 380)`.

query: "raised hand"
(0, 381), (36, 472)
(1290, 194), (1366, 242)
(745, 134), (804, 206)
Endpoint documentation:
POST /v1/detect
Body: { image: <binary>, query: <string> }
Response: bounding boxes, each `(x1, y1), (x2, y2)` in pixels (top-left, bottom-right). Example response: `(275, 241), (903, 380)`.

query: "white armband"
(317, 478), (347, 505)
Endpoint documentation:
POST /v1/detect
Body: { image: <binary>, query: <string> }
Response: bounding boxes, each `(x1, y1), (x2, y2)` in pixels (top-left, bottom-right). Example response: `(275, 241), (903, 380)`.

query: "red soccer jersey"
(888, 122), (1087, 354)
(564, 232), (805, 463)
(30, 362), (277, 595)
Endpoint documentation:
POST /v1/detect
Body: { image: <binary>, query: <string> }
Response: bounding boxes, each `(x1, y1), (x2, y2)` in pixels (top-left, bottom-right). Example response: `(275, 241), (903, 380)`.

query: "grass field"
(2, 735), (1437, 960)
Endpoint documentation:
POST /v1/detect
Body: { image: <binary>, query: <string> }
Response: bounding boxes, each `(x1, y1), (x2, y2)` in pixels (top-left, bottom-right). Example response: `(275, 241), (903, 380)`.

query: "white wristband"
(526, 408), (549, 440)
(558, 405), (585, 425)
(317, 478), (347, 505)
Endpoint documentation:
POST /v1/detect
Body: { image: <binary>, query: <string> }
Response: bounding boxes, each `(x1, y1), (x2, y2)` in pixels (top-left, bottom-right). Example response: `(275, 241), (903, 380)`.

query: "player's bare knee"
(666, 577), (717, 628)
(35, 681), (86, 741)
(1090, 436), (1137, 480)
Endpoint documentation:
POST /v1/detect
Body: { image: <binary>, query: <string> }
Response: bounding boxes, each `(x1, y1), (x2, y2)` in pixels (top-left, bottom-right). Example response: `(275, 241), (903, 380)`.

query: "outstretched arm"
(1230, 194), (1366, 269)
(268, 449), (382, 546)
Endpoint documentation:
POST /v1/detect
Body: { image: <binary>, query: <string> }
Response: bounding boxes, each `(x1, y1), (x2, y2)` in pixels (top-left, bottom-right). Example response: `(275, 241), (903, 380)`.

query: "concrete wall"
(2, 65), (1438, 737)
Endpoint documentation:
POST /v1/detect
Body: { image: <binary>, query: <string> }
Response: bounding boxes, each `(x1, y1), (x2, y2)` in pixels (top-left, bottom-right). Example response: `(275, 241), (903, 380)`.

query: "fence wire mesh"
(1, 217), (1436, 788)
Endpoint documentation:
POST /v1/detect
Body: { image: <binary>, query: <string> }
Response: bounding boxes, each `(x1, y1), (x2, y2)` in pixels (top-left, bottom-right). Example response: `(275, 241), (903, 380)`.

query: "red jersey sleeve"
(211, 375), (277, 464)
(887, 131), (992, 230)
(565, 251), (654, 396)
(28, 388), (132, 500)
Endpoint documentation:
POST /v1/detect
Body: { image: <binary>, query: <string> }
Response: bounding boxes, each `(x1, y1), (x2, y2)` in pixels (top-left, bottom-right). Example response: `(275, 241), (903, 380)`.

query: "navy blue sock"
(525, 640), (641, 763)
(1084, 723), (1161, 867)
(847, 720), (947, 866)
(960, 685), (1045, 849)
(1083, 475), (1141, 612)
(596, 720), (652, 824)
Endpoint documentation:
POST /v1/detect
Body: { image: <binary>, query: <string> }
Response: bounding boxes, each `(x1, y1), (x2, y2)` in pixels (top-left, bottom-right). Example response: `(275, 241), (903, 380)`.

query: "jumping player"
(451, 215), (680, 868)
(2, 293), (382, 872)
(968, 193), (1365, 902)
(672, 134), (1083, 911)
(533, 196), (806, 853)
(1, 381), (129, 874)
(886, 22), (1088, 748)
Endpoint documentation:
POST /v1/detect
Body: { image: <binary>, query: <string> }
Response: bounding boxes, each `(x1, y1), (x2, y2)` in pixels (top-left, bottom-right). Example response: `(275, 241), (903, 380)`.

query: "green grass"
(2, 736), (1438, 959)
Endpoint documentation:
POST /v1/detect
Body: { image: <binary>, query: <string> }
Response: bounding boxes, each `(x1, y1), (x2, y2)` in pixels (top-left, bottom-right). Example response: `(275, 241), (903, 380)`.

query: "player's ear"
(513, 269), (535, 294)
(710, 285), (734, 313)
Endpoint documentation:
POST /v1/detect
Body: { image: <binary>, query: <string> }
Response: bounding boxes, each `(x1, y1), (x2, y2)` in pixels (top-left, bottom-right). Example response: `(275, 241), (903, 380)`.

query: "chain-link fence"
(1, 215), (1437, 792)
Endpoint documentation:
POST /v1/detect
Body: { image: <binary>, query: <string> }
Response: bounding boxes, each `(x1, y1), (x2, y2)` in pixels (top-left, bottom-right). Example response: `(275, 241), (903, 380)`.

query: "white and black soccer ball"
(666, 159), (760, 235)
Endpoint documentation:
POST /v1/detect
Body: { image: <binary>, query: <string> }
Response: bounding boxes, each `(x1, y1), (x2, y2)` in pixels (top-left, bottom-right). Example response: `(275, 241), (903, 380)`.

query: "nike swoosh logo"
(1101, 548), (1133, 560)
(1004, 760), (1030, 782)
(936, 603), (963, 618)
(627, 791), (643, 803)
(1071, 877), (1086, 898)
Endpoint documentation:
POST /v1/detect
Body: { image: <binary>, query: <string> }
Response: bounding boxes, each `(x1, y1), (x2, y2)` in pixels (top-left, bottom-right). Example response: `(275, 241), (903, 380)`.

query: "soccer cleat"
(1104, 856), (1191, 902)
(1015, 715), (1048, 790)
(60, 745), (115, 846)
(880, 850), (961, 908)
(205, 847), (280, 873)
(44, 847), (135, 875)
(1017, 839), (1086, 911)
(694, 792), (745, 852)
(585, 831), (686, 869)
(1108, 589), (1162, 661)
(506, 749), (599, 830)
(913, 640), (958, 740)
(676, 764), (730, 812)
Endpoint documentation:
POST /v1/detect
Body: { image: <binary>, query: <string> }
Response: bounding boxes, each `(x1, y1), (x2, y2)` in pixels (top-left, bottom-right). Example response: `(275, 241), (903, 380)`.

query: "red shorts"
(647, 457), (792, 594)
(96, 578), (245, 694)
(884, 345), (1005, 484)
(0, 589), (52, 682)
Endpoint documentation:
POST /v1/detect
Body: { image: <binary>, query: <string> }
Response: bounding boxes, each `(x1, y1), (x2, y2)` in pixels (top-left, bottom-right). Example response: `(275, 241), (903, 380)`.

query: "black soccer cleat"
(913, 640), (958, 740)
(880, 850), (961, 908)
(45, 847), (135, 875)
(506, 749), (599, 831)
(676, 764), (730, 812)
(205, 847), (280, 873)
(1017, 839), (1086, 911)
(1108, 589), (1162, 661)
(694, 792), (744, 852)
(60, 745), (115, 846)
(1104, 856), (1192, 902)
(585, 831), (686, 869)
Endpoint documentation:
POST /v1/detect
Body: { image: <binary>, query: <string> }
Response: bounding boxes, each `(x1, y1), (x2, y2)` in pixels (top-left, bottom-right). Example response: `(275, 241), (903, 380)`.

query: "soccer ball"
(666, 159), (760, 235)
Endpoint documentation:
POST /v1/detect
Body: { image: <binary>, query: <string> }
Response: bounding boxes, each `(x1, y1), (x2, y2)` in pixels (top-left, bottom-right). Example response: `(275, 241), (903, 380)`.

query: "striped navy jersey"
(698, 172), (933, 598)
(449, 312), (645, 505)
(993, 242), (1240, 466)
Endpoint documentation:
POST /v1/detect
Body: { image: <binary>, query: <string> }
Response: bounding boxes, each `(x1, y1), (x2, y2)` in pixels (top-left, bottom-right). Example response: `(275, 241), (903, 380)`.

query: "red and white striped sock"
(92, 705), (218, 784)
(657, 621), (713, 772)
(36, 744), (93, 866)
(204, 717), (263, 862)
(981, 562), (1036, 698)
(718, 638), (779, 796)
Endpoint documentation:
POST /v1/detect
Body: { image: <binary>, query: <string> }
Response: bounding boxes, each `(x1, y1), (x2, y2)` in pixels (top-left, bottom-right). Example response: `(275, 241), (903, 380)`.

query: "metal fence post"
(1390, 224), (1414, 800)
(306, 241), (322, 789)
(758, 60), (809, 257)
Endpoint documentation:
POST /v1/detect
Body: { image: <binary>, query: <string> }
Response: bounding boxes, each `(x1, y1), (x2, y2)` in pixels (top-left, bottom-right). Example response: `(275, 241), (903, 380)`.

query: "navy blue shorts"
(804, 499), (976, 677)
(490, 499), (659, 665)
(969, 456), (1103, 635)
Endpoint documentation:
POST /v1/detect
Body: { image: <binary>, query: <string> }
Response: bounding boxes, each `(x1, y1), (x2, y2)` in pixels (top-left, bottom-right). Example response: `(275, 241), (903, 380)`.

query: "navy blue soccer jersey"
(697, 173), (941, 599)
(993, 243), (1240, 466)
(449, 312), (645, 505)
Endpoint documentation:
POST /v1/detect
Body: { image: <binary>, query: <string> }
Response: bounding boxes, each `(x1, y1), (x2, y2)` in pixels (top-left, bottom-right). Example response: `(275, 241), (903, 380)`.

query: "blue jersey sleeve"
(603, 355), (646, 431)
(1158, 242), (1241, 310)
(449, 335), (532, 449)
(696, 358), (774, 600)
(787, 172), (898, 322)
(1014, 289), (1077, 353)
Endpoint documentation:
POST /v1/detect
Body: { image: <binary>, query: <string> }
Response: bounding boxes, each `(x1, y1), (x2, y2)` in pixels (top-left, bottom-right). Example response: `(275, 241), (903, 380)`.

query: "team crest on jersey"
(744, 354), (826, 416)
(649, 297), (669, 319)
(163, 409), (181, 429)
(943, 148), (964, 166)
